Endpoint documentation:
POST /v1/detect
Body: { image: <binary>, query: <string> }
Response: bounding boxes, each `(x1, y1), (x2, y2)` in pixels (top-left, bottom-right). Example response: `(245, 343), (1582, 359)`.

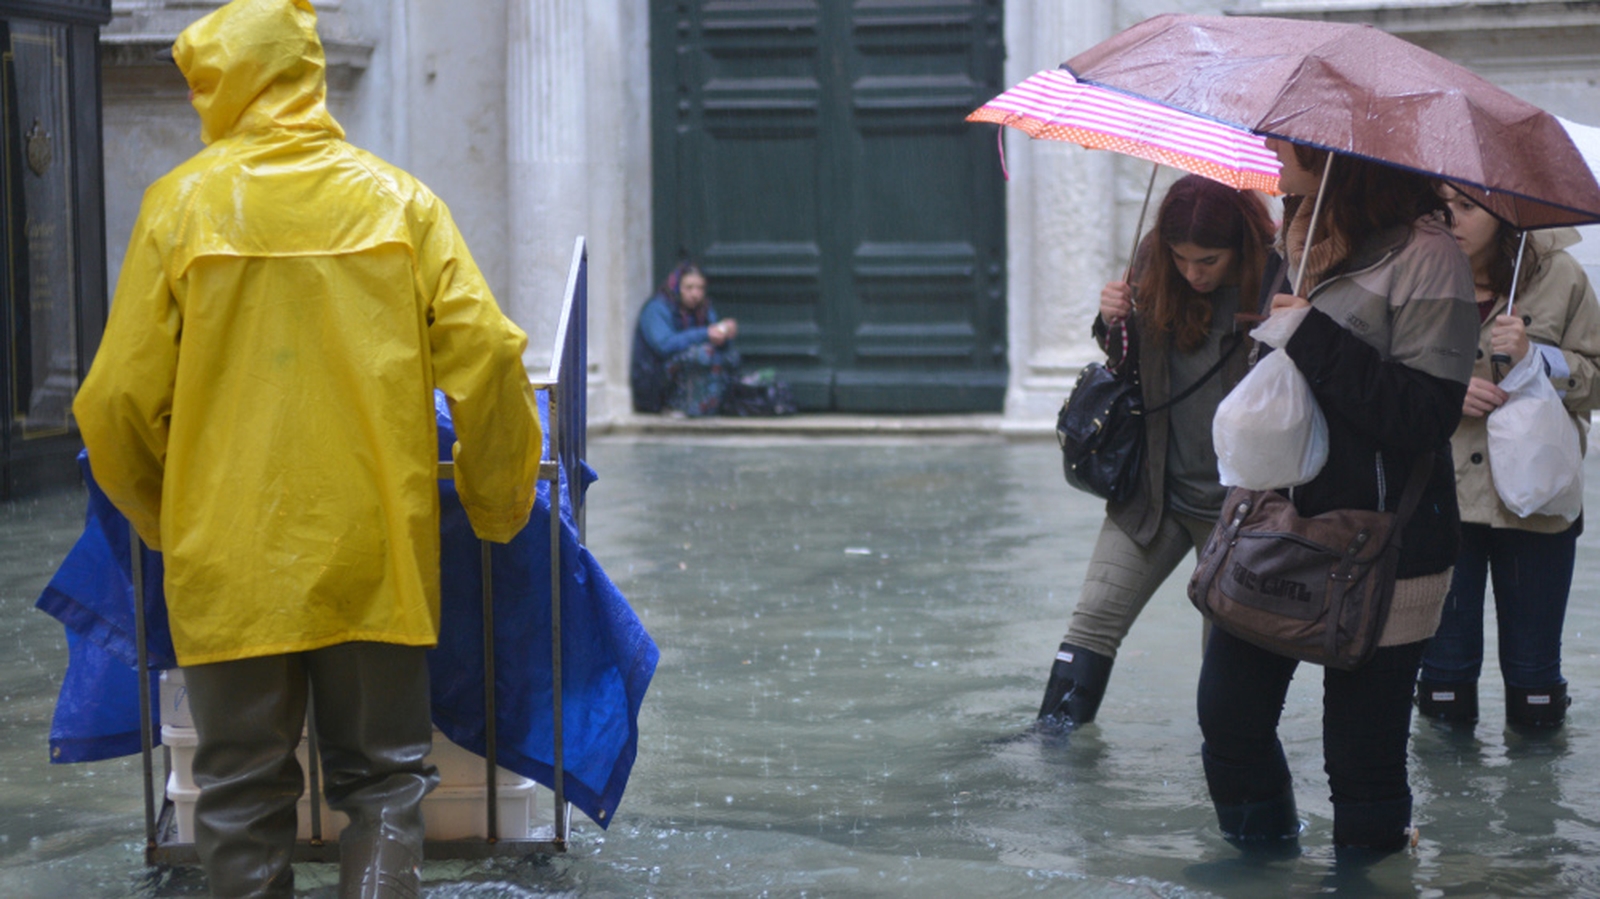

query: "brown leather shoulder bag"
(1187, 455), (1431, 670)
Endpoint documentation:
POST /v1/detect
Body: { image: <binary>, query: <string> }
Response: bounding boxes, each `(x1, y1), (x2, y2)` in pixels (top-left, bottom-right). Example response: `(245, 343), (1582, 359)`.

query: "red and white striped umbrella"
(967, 68), (1282, 193)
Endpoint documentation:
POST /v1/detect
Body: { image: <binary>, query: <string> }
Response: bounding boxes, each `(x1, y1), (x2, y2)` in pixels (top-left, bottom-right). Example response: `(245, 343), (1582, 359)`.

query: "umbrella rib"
(1067, 69), (1260, 135)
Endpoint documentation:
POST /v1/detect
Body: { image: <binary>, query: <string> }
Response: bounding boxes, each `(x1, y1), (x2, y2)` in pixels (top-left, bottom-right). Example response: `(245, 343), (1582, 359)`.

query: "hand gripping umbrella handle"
(1491, 231), (1530, 380)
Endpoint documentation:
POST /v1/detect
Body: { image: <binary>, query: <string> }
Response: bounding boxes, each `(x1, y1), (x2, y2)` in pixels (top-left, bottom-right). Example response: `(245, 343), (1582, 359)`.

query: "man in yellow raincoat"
(73, 0), (543, 894)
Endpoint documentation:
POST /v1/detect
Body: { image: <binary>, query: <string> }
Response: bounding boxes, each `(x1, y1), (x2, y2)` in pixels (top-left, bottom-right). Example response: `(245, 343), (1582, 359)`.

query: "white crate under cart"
(134, 238), (590, 866)
(161, 720), (549, 843)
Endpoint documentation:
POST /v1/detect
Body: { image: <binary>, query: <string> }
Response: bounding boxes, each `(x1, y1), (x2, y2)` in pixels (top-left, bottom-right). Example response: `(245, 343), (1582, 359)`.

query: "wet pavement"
(5, 432), (1600, 896)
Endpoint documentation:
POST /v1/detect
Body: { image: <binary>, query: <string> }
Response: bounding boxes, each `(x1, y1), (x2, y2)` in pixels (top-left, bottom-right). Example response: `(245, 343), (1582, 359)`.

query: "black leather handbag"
(1057, 362), (1145, 502)
(1057, 333), (1241, 503)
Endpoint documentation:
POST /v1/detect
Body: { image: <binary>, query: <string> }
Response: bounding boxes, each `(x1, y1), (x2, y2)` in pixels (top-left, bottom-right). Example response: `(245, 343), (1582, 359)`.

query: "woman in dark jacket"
(1196, 143), (1478, 854)
(630, 262), (739, 416)
(1037, 175), (1274, 728)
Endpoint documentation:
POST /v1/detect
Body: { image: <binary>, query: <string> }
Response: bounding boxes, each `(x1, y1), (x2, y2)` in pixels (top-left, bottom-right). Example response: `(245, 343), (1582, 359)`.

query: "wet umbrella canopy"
(1065, 13), (1600, 229)
(966, 68), (1283, 193)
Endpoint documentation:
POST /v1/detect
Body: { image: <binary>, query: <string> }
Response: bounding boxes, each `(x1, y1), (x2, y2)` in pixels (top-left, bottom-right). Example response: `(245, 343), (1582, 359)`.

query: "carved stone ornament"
(26, 119), (51, 176)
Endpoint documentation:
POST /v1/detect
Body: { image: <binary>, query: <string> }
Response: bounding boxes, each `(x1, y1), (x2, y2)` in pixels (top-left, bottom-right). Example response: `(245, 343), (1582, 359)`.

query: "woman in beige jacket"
(1417, 187), (1600, 730)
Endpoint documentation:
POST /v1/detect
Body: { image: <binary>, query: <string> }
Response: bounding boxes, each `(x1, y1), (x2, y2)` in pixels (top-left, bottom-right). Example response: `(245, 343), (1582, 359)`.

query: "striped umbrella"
(966, 68), (1281, 193)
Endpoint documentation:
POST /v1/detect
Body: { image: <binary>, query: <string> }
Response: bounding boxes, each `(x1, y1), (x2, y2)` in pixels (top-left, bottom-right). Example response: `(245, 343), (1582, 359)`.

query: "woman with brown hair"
(1037, 174), (1275, 729)
(1416, 187), (1600, 731)
(1195, 143), (1478, 853)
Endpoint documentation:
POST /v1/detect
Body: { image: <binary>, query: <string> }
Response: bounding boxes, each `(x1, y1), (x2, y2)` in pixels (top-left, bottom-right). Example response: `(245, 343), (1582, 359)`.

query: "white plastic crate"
(168, 773), (535, 842)
(162, 724), (199, 792)
(419, 779), (536, 840)
(159, 669), (191, 728)
(166, 773), (346, 842)
(162, 723), (321, 795)
(163, 726), (522, 792)
(427, 733), (526, 786)
(164, 727), (539, 841)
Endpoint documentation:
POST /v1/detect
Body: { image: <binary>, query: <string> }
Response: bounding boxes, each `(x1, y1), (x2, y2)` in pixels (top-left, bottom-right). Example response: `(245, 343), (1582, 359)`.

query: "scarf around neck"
(1282, 196), (1350, 295)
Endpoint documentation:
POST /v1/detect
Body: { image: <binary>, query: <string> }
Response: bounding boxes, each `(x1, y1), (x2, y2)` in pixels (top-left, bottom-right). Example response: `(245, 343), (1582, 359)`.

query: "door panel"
(652, 0), (1005, 412)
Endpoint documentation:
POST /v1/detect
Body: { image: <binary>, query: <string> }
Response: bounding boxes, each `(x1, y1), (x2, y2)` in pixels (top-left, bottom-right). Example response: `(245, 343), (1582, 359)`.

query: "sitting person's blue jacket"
(630, 292), (721, 412)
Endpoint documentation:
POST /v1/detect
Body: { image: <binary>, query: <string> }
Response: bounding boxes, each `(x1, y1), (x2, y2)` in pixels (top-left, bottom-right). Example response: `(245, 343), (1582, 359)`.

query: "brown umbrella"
(1065, 13), (1600, 230)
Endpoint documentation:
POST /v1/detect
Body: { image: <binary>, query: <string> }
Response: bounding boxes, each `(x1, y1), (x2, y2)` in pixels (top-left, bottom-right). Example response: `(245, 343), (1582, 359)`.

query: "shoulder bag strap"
(1144, 332), (1244, 415)
(1393, 453), (1435, 529)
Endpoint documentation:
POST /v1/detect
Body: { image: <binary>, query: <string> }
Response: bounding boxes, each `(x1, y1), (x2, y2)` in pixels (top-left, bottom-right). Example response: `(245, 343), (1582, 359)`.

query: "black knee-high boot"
(1332, 797), (1414, 853)
(1202, 744), (1300, 844)
(1507, 682), (1570, 730)
(1037, 642), (1115, 725)
(1215, 793), (1301, 844)
(1416, 678), (1479, 724)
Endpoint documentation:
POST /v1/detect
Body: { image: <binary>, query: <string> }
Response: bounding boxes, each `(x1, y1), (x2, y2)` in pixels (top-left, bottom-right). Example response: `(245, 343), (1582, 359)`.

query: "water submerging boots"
(1037, 642), (1114, 727)
(1216, 792), (1301, 846)
(1333, 797), (1416, 854)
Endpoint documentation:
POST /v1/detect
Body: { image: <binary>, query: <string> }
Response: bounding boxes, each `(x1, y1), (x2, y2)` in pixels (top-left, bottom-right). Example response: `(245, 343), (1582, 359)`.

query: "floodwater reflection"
(3, 434), (1600, 896)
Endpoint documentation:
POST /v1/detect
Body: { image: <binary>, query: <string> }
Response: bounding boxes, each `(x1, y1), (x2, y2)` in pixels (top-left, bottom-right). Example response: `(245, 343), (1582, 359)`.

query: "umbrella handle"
(1504, 231), (1528, 319)
(1122, 164), (1160, 306)
(1290, 152), (1335, 298)
(1490, 232), (1529, 382)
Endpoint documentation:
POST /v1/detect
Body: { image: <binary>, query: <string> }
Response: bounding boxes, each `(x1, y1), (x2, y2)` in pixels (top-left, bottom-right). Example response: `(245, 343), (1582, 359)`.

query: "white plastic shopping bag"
(1213, 307), (1329, 489)
(1487, 350), (1583, 521)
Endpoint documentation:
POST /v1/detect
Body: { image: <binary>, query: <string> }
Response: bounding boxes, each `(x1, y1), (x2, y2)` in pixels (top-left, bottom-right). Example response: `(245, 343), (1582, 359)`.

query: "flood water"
(5, 434), (1600, 897)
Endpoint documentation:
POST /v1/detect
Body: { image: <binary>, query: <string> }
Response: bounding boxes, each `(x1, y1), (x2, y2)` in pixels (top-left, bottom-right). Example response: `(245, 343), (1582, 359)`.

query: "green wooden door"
(651, 0), (1006, 412)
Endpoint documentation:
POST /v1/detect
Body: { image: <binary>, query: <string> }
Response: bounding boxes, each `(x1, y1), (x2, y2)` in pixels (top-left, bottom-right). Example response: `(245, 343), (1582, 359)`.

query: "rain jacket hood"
(173, 0), (342, 145)
(75, 0), (542, 667)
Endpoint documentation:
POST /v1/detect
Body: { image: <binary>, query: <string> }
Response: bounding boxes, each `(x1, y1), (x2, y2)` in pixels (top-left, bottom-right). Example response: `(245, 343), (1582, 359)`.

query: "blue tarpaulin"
(36, 396), (657, 827)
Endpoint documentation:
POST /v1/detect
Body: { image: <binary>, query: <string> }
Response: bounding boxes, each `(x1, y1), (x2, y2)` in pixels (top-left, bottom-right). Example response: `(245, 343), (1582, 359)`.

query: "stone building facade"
(99, 0), (1600, 431)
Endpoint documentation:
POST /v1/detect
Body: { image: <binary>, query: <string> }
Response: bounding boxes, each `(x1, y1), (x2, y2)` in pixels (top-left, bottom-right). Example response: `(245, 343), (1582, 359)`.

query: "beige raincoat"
(74, 0), (542, 666)
(1453, 229), (1600, 533)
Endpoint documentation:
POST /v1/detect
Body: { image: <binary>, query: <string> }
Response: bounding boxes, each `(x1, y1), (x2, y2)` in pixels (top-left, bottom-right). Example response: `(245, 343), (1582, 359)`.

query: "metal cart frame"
(134, 237), (589, 865)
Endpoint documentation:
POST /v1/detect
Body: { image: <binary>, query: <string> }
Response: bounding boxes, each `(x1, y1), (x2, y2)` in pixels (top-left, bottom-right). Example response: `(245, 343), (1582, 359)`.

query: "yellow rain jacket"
(74, 0), (542, 667)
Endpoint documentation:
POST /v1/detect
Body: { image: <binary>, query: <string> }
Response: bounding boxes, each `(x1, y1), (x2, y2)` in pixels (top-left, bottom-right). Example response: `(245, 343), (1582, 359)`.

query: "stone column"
(575, 0), (651, 426)
(506, 0), (589, 376)
(1000, 0), (1118, 430)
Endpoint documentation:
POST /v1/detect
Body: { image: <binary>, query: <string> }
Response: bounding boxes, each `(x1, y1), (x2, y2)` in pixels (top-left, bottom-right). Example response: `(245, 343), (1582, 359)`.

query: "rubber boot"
(1214, 791), (1301, 844)
(184, 655), (309, 899)
(1201, 742), (1299, 848)
(1415, 678), (1479, 725)
(336, 813), (425, 899)
(1507, 682), (1570, 731)
(1332, 797), (1414, 853)
(1037, 642), (1114, 726)
(307, 643), (437, 899)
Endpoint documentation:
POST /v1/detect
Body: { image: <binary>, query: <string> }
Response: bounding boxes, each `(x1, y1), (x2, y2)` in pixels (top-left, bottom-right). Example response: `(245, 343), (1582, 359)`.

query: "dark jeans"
(1420, 521), (1577, 689)
(1198, 627), (1426, 845)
